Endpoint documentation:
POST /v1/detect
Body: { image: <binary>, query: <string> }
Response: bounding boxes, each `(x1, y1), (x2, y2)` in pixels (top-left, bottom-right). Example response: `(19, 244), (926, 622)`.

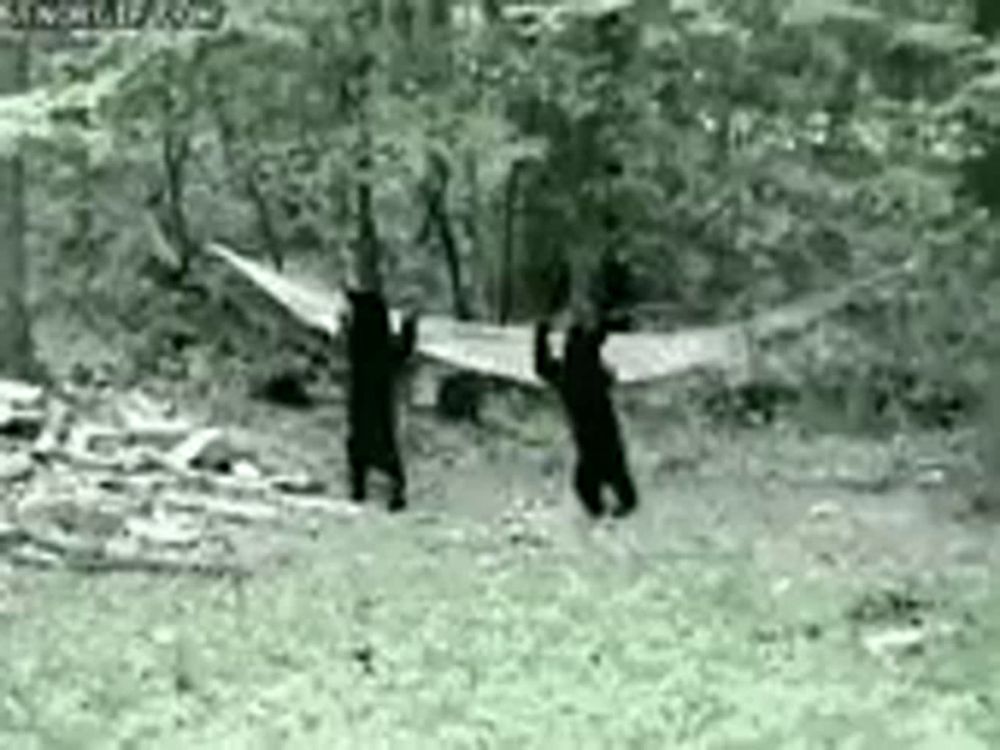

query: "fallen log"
(160, 494), (282, 525)
(161, 492), (362, 523)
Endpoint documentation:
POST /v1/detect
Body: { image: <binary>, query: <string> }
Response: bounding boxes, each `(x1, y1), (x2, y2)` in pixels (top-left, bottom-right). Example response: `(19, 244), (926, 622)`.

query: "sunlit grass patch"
(1, 501), (995, 747)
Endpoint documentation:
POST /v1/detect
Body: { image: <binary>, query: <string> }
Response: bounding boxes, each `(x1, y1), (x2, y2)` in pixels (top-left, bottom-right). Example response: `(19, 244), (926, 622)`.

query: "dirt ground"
(1, 383), (998, 748)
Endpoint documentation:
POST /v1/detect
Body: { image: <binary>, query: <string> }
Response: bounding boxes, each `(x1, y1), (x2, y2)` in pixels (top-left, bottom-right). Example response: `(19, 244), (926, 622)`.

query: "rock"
(162, 495), (280, 525)
(914, 464), (947, 488)
(0, 379), (43, 409)
(65, 425), (122, 456)
(119, 389), (177, 421)
(32, 399), (72, 456)
(17, 494), (124, 539)
(411, 366), (442, 409)
(0, 521), (26, 548)
(770, 577), (792, 596)
(165, 428), (233, 472)
(808, 500), (842, 520)
(10, 545), (63, 569)
(232, 460), (263, 481)
(0, 452), (33, 483)
(125, 516), (203, 548)
(270, 473), (325, 494)
(117, 392), (190, 448)
(0, 379), (45, 438)
(0, 404), (45, 439)
(861, 626), (929, 659)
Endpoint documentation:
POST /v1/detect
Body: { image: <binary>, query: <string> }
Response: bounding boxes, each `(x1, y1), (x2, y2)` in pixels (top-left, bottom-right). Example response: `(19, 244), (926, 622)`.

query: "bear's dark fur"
(344, 289), (417, 511)
(534, 318), (638, 518)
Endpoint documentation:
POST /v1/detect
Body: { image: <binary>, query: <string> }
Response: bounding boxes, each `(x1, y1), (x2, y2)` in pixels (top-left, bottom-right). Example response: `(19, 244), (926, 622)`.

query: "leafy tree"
(0, 33), (37, 380)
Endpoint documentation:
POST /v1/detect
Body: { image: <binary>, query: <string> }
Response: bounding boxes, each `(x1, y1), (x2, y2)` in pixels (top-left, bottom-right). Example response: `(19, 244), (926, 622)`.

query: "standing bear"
(343, 289), (418, 512)
(534, 317), (638, 518)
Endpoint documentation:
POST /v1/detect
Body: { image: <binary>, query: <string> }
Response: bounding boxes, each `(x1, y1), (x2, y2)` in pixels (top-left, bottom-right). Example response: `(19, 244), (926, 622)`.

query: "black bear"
(344, 289), (418, 512)
(534, 317), (638, 518)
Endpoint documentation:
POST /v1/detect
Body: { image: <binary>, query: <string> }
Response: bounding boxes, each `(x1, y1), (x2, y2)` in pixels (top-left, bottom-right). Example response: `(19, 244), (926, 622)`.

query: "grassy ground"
(1, 390), (998, 748)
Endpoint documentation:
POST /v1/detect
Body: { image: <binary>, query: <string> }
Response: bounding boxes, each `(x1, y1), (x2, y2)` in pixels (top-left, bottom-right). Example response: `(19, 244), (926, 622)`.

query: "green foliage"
(6, 0), (997, 452)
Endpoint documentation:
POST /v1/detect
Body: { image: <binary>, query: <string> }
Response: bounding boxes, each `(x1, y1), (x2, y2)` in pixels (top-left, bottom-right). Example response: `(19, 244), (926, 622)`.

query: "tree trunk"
(343, 10), (383, 293)
(352, 69), (382, 293)
(0, 33), (38, 381)
(461, 150), (484, 313)
(162, 130), (199, 273)
(481, 0), (501, 23)
(428, 0), (451, 29)
(499, 160), (522, 324)
(422, 151), (471, 319)
(354, 151), (383, 292)
(974, 0), (1000, 37)
(390, 0), (416, 39)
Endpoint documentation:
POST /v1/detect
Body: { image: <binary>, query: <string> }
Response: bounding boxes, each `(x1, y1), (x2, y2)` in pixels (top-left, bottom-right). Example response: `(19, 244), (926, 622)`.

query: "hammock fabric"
(207, 242), (904, 387)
